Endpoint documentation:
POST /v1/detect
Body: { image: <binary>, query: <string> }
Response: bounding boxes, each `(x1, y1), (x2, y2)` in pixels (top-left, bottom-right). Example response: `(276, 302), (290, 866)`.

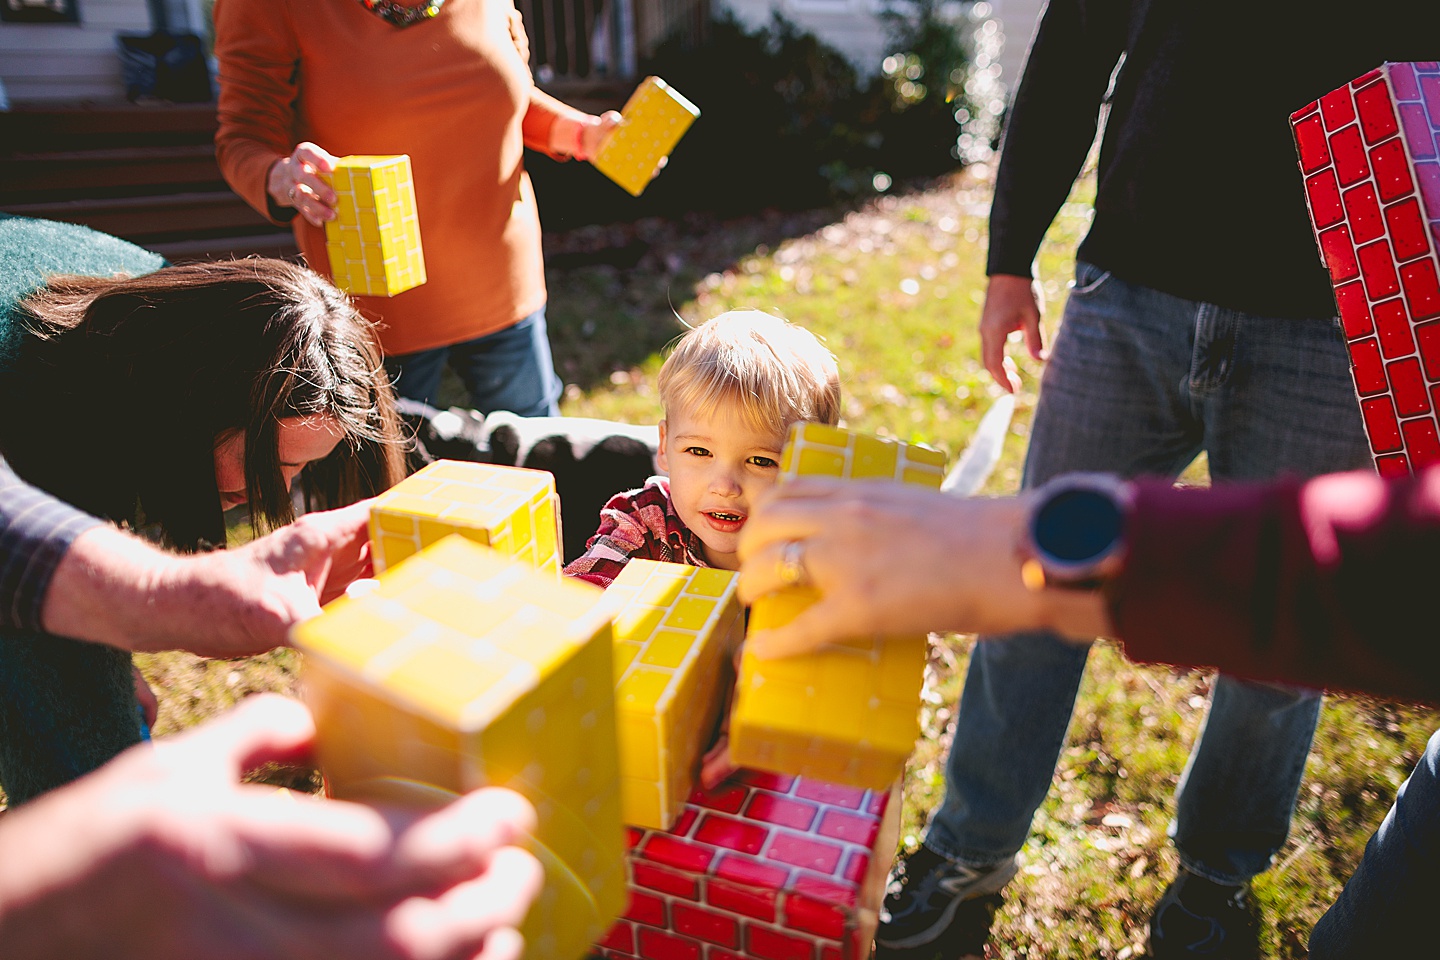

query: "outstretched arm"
(0, 695), (542, 960)
(41, 501), (374, 659)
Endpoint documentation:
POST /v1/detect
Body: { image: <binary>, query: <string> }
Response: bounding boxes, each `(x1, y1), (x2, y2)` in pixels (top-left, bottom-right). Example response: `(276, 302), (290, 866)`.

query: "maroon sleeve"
(1110, 467), (1440, 704)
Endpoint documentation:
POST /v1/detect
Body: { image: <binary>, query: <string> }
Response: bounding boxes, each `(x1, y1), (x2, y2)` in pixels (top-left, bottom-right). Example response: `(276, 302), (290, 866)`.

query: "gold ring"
(777, 539), (808, 587)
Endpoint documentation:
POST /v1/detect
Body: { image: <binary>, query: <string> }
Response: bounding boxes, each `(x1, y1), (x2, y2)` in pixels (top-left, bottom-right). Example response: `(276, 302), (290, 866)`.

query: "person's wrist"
(1019, 474), (1132, 593)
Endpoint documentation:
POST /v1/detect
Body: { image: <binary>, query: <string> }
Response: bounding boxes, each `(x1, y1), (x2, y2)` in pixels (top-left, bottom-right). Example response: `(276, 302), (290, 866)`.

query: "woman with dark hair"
(0, 214), (406, 804)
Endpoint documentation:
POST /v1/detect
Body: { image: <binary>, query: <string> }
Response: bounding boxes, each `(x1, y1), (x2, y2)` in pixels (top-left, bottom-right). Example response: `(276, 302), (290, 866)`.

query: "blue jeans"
(384, 307), (562, 417)
(0, 629), (141, 805)
(925, 263), (1371, 884)
(1309, 727), (1440, 957)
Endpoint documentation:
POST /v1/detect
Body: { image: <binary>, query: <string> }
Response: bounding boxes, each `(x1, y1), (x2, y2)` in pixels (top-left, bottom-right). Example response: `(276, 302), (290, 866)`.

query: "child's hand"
(699, 736), (736, 790)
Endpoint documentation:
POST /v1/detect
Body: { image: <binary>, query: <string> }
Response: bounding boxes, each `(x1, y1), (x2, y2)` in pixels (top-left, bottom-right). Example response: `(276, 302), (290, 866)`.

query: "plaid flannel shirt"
(563, 476), (710, 588)
(1, 454), (102, 632)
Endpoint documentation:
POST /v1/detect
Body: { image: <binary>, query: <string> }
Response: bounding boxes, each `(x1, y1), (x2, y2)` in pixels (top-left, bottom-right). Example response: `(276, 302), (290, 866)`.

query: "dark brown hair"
(1, 259), (405, 550)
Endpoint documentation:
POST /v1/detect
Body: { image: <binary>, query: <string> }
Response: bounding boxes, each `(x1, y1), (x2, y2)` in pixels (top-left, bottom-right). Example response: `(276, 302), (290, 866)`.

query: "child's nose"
(710, 468), (742, 495)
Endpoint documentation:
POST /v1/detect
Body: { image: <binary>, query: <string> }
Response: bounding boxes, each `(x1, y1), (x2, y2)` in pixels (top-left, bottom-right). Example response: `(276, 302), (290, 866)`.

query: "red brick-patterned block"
(746, 793), (820, 830)
(598, 775), (897, 960)
(706, 878), (778, 922)
(625, 890), (670, 928)
(602, 921), (637, 953)
(747, 925), (814, 960)
(1293, 61), (1440, 475)
(641, 835), (717, 874)
(638, 927), (702, 960)
(673, 904), (741, 948)
(694, 815), (770, 855)
(633, 862), (701, 901)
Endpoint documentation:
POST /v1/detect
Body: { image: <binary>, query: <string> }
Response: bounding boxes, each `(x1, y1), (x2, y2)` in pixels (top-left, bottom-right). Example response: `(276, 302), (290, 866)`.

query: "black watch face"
(1034, 487), (1124, 567)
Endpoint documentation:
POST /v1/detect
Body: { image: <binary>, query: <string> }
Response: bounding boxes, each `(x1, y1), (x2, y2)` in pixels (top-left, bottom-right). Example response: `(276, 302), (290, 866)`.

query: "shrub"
(529, 7), (1004, 227)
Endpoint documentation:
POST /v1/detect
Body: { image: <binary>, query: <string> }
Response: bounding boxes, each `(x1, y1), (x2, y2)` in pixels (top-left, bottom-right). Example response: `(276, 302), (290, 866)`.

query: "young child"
(564, 309), (840, 587)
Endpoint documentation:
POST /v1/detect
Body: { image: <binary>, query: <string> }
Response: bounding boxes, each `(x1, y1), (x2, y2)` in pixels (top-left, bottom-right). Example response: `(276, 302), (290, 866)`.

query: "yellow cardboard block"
(292, 536), (624, 960)
(592, 76), (699, 197)
(603, 560), (744, 829)
(370, 459), (561, 577)
(730, 423), (947, 788)
(323, 154), (427, 297)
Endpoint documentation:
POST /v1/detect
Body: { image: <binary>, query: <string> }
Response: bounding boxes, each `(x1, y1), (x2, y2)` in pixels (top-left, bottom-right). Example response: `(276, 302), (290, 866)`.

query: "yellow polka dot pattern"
(369, 460), (561, 578)
(730, 423), (947, 789)
(292, 535), (624, 960)
(323, 154), (427, 297)
(592, 76), (700, 197)
(604, 560), (744, 829)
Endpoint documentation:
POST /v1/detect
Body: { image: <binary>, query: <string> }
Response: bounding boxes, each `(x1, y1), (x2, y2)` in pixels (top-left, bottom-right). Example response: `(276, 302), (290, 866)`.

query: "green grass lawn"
(128, 167), (1433, 959)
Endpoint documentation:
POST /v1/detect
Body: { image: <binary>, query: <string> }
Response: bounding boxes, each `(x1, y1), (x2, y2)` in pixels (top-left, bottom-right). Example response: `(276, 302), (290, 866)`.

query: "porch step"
(0, 102), (295, 262)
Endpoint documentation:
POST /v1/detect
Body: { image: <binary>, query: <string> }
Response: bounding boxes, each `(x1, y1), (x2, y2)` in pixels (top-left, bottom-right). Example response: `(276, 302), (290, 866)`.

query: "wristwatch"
(1019, 474), (1132, 592)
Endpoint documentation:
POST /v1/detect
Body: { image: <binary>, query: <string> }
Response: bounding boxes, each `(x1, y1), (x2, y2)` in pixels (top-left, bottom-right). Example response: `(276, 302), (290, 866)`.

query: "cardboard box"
(593, 76), (699, 197)
(292, 535), (624, 960)
(596, 772), (899, 960)
(606, 560), (745, 830)
(1291, 62), (1440, 475)
(323, 154), (427, 296)
(729, 424), (947, 789)
(369, 459), (561, 576)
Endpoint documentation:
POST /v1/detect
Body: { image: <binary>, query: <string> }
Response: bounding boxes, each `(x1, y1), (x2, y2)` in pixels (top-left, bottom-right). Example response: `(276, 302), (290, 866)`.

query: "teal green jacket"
(0, 214), (165, 372)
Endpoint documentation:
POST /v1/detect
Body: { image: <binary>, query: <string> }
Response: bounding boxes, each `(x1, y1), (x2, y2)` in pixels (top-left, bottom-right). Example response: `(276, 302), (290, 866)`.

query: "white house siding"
(0, 0), (152, 103)
(0, 0), (205, 105)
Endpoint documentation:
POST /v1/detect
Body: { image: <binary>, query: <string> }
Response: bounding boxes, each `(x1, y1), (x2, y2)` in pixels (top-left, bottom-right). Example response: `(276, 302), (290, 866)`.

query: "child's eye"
(685, 446), (711, 457)
(749, 456), (779, 468)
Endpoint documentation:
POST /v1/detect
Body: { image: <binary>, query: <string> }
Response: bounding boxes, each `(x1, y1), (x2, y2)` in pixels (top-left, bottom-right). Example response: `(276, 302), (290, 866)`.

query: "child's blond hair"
(657, 310), (841, 434)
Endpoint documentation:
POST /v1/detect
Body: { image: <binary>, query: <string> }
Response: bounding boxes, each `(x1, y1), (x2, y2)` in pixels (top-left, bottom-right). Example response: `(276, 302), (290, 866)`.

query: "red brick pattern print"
(1292, 62), (1440, 472)
(595, 775), (894, 960)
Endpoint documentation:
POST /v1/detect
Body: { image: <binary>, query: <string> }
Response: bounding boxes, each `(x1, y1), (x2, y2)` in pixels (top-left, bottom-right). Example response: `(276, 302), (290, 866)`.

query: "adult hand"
(0, 695), (543, 960)
(584, 111), (623, 160)
(551, 111), (624, 163)
(267, 142), (339, 227)
(736, 479), (1112, 659)
(979, 273), (1046, 393)
(44, 501), (374, 659)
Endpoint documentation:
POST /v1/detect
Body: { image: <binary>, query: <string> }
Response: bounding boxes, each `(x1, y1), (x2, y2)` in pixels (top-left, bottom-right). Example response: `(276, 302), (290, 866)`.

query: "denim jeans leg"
(927, 264), (1206, 865)
(0, 629), (141, 805)
(1308, 728), (1440, 958)
(447, 307), (563, 417)
(1170, 676), (1321, 882)
(384, 345), (450, 408)
(1171, 304), (1371, 882)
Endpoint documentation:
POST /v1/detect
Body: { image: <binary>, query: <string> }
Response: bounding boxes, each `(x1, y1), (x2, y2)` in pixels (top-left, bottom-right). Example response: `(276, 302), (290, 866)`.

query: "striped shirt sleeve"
(0, 454), (103, 632)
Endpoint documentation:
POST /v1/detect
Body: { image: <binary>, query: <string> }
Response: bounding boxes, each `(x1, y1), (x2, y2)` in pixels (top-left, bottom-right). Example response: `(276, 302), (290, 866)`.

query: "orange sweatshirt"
(214, 0), (583, 356)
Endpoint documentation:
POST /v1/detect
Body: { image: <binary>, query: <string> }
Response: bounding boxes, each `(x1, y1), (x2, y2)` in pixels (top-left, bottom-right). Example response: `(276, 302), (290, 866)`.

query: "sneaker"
(875, 844), (1019, 951)
(1148, 869), (1260, 960)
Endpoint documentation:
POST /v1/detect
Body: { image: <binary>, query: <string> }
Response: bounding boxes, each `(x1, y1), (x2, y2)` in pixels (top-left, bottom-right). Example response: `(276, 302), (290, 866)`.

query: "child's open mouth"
(704, 511), (746, 532)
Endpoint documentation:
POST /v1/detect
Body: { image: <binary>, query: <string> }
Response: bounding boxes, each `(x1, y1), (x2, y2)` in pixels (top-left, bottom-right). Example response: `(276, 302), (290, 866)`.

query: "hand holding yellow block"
(592, 76), (699, 197)
(369, 459), (562, 576)
(603, 560), (744, 829)
(730, 423), (947, 788)
(292, 535), (624, 960)
(323, 154), (427, 296)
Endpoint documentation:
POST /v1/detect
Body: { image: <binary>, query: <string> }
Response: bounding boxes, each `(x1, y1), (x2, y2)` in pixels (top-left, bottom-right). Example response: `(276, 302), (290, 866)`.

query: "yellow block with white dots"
(292, 535), (623, 960)
(370, 459), (561, 577)
(592, 76), (699, 197)
(602, 560), (744, 829)
(730, 423), (947, 789)
(323, 154), (426, 297)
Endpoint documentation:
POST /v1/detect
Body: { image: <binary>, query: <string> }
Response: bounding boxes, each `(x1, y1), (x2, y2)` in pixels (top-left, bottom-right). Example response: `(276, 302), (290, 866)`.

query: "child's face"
(658, 401), (787, 571)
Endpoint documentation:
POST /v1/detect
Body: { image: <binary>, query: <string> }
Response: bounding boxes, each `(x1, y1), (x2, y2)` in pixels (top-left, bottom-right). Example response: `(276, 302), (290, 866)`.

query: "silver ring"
(777, 539), (809, 588)
(287, 184), (298, 204)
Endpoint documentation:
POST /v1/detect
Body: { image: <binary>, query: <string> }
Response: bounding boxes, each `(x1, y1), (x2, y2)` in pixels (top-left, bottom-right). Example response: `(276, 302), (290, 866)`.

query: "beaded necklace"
(358, 0), (445, 28)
